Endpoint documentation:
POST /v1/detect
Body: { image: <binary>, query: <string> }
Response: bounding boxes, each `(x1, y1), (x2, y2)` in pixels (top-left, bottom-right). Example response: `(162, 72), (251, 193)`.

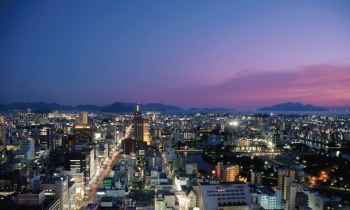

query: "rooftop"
(101, 197), (113, 202)
(20, 190), (43, 195)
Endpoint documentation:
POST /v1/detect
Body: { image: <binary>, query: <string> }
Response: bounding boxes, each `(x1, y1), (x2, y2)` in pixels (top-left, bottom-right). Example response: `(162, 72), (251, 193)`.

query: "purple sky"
(1, 1), (350, 109)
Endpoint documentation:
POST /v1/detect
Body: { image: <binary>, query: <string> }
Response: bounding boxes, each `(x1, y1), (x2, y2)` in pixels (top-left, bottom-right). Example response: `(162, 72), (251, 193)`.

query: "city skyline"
(1, 1), (350, 109)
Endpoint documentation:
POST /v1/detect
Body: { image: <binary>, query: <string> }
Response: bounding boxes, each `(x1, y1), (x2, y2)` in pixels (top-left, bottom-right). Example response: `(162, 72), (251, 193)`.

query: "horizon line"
(1, 101), (350, 110)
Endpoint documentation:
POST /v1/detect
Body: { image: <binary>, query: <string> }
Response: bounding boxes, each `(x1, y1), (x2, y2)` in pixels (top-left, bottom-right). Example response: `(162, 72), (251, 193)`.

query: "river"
(298, 139), (350, 160)
(178, 136), (350, 174)
(179, 135), (223, 173)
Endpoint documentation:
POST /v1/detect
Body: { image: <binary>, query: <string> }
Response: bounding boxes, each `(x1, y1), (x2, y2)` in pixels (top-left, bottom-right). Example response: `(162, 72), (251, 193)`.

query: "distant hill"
(143, 103), (181, 111)
(188, 107), (233, 111)
(32, 108), (53, 114)
(0, 102), (102, 111)
(75, 104), (101, 110)
(120, 102), (138, 107)
(211, 107), (230, 110)
(100, 102), (134, 112)
(112, 102), (181, 111)
(326, 105), (350, 111)
(0, 101), (182, 112)
(258, 102), (329, 111)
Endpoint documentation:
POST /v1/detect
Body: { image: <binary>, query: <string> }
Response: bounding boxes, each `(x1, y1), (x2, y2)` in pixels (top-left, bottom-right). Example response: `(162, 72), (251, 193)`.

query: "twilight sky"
(1, 1), (350, 109)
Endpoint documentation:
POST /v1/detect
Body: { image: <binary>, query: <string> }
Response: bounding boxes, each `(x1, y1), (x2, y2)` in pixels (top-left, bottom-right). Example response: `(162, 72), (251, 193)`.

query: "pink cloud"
(159, 64), (350, 109)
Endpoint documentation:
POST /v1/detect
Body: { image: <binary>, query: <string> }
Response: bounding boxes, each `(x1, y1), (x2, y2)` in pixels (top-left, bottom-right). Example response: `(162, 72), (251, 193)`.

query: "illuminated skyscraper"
(134, 104), (142, 119)
(79, 111), (88, 124)
(74, 111), (88, 124)
(75, 116), (80, 124)
(134, 118), (150, 145)
(133, 104), (150, 145)
(39, 125), (55, 150)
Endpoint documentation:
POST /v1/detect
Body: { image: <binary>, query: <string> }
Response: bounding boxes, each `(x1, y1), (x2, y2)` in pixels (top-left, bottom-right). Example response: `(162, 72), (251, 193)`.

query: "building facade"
(198, 182), (252, 210)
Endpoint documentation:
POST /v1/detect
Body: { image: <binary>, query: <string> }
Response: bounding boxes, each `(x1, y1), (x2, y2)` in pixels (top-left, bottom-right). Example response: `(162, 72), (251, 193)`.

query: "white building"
(288, 182), (303, 210)
(198, 182), (252, 210)
(258, 188), (282, 209)
(302, 189), (318, 210)
(33, 176), (70, 210)
(185, 163), (195, 175)
(61, 168), (85, 203)
(13, 139), (35, 163)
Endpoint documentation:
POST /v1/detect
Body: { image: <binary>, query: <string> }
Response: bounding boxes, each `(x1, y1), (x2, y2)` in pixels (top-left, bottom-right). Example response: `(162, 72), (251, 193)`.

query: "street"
(80, 150), (119, 209)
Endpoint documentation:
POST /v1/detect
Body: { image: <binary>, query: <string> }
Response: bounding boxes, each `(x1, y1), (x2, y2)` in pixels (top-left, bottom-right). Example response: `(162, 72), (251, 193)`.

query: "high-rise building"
(251, 171), (262, 184)
(74, 124), (93, 143)
(221, 164), (239, 182)
(258, 188), (282, 210)
(64, 149), (91, 184)
(289, 182), (304, 210)
(33, 176), (71, 210)
(133, 104), (150, 145)
(280, 122), (286, 131)
(122, 138), (138, 155)
(295, 191), (309, 209)
(283, 176), (292, 200)
(38, 124), (55, 151)
(216, 162), (224, 179)
(133, 118), (150, 145)
(0, 122), (6, 147)
(278, 167), (289, 198)
(79, 111), (88, 124)
(198, 182), (252, 210)
(105, 124), (116, 140)
(75, 116), (80, 124)
(134, 104), (142, 119)
(278, 167), (304, 198)
(273, 132), (281, 145)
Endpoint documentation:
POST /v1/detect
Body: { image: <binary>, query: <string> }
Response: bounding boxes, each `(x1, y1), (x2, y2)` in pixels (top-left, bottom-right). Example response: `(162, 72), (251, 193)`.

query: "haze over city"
(1, 1), (350, 109)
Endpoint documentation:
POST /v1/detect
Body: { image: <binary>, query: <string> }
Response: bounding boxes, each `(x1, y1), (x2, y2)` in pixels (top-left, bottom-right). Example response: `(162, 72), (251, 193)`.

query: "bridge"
(175, 149), (203, 152)
(251, 152), (282, 156)
(174, 150), (283, 157)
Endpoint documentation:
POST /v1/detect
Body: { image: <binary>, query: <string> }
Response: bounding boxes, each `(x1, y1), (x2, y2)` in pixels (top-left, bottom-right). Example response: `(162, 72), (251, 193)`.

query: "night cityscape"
(1, 1), (350, 210)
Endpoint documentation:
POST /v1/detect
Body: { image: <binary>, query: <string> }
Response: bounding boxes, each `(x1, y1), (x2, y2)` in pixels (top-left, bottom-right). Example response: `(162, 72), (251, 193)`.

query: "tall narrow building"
(251, 171), (263, 184)
(0, 122), (6, 147)
(79, 111), (88, 124)
(134, 104), (142, 119)
(133, 104), (150, 145)
(278, 167), (304, 199)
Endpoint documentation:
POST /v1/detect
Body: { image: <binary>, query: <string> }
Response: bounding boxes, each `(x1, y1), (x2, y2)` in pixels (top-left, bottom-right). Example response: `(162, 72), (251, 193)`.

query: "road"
(80, 150), (119, 209)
